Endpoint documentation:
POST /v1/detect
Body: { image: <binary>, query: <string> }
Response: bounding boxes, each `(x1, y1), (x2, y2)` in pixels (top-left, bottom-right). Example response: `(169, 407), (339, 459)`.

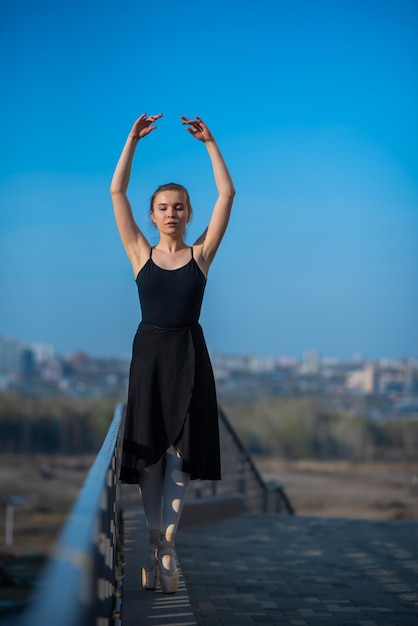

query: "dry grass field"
(255, 456), (418, 521)
(0, 454), (417, 557)
(0, 454), (94, 556)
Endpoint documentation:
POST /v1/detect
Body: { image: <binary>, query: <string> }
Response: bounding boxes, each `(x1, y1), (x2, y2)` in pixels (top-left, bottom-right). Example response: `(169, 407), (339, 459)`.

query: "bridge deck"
(122, 496), (418, 625)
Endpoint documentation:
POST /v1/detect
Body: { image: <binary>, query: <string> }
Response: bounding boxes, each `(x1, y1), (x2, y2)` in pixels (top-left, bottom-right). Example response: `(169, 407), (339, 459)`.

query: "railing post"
(263, 487), (269, 513)
(239, 451), (246, 496)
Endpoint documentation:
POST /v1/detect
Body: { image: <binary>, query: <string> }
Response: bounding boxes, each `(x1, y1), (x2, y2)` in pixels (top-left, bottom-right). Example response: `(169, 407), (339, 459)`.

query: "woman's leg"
(138, 454), (164, 537)
(138, 448), (190, 593)
(162, 446), (190, 543)
(138, 456), (164, 589)
(158, 447), (190, 593)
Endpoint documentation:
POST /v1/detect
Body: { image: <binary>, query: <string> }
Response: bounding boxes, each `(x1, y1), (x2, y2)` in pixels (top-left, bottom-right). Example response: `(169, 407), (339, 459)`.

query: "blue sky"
(1, 0), (417, 360)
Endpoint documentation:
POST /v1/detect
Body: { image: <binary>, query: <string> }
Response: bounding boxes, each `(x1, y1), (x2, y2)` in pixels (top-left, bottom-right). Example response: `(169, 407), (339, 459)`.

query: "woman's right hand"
(129, 113), (163, 140)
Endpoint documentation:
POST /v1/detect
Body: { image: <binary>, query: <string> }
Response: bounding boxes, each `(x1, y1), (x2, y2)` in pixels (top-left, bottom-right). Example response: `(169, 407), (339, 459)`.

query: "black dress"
(119, 247), (221, 483)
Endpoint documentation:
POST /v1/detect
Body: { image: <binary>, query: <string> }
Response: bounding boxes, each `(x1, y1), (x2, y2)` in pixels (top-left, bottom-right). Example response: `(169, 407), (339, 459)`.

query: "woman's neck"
(155, 234), (188, 253)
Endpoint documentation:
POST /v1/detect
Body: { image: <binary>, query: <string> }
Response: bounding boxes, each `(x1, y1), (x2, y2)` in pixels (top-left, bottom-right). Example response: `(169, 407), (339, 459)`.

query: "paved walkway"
(176, 514), (418, 626)
(121, 490), (418, 625)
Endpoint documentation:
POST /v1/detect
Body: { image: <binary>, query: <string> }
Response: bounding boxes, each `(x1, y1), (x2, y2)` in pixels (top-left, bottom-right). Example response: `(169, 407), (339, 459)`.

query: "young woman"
(110, 113), (235, 593)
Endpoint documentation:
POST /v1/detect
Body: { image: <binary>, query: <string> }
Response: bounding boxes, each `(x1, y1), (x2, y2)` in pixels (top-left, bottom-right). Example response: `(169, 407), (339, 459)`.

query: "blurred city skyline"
(2, 332), (417, 425)
(1, 331), (416, 365)
(1, 0), (417, 360)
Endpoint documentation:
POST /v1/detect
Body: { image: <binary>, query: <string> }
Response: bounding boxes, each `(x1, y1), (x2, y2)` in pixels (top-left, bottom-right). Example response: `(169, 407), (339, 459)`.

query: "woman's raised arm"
(181, 116), (235, 269)
(110, 113), (163, 274)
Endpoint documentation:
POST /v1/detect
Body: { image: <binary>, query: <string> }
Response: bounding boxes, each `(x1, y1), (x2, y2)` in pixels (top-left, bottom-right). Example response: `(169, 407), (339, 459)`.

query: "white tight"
(138, 446), (190, 544)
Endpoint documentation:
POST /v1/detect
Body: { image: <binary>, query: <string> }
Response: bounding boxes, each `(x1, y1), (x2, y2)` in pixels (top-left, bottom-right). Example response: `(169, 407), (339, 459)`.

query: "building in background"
(301, 349), (320, 374)
(363, 363), (379, 395)
(0, 335), (21, 374)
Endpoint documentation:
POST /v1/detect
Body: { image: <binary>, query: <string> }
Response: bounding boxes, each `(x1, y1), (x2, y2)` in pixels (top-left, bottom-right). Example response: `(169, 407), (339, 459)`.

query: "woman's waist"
(137, 321), (201, 335)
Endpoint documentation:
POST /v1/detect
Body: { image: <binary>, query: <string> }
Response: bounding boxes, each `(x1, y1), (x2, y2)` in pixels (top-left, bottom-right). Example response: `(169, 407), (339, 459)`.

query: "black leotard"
(136, 247), (206, 327)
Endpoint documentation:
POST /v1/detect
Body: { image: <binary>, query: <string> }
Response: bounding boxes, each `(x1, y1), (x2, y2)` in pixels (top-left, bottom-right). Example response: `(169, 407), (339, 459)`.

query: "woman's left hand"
(180, 115), (214, 143)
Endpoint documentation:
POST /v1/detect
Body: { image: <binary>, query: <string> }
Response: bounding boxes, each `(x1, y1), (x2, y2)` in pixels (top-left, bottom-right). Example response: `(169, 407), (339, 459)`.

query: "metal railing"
(187, 406), (294, 514)
(20, 403), (125, 626)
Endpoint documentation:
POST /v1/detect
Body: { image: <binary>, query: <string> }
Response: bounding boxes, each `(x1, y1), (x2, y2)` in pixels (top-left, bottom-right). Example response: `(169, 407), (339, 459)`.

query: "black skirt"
(119, 322), (221, 483)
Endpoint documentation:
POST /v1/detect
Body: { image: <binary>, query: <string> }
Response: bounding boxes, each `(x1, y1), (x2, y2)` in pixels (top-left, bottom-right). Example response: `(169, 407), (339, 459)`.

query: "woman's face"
(151, 190), (190, 236)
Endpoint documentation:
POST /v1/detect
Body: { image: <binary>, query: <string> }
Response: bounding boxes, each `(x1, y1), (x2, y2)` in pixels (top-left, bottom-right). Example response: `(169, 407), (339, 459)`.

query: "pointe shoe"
(157, 541), (179, 594)
(141, 545), (159, 590)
